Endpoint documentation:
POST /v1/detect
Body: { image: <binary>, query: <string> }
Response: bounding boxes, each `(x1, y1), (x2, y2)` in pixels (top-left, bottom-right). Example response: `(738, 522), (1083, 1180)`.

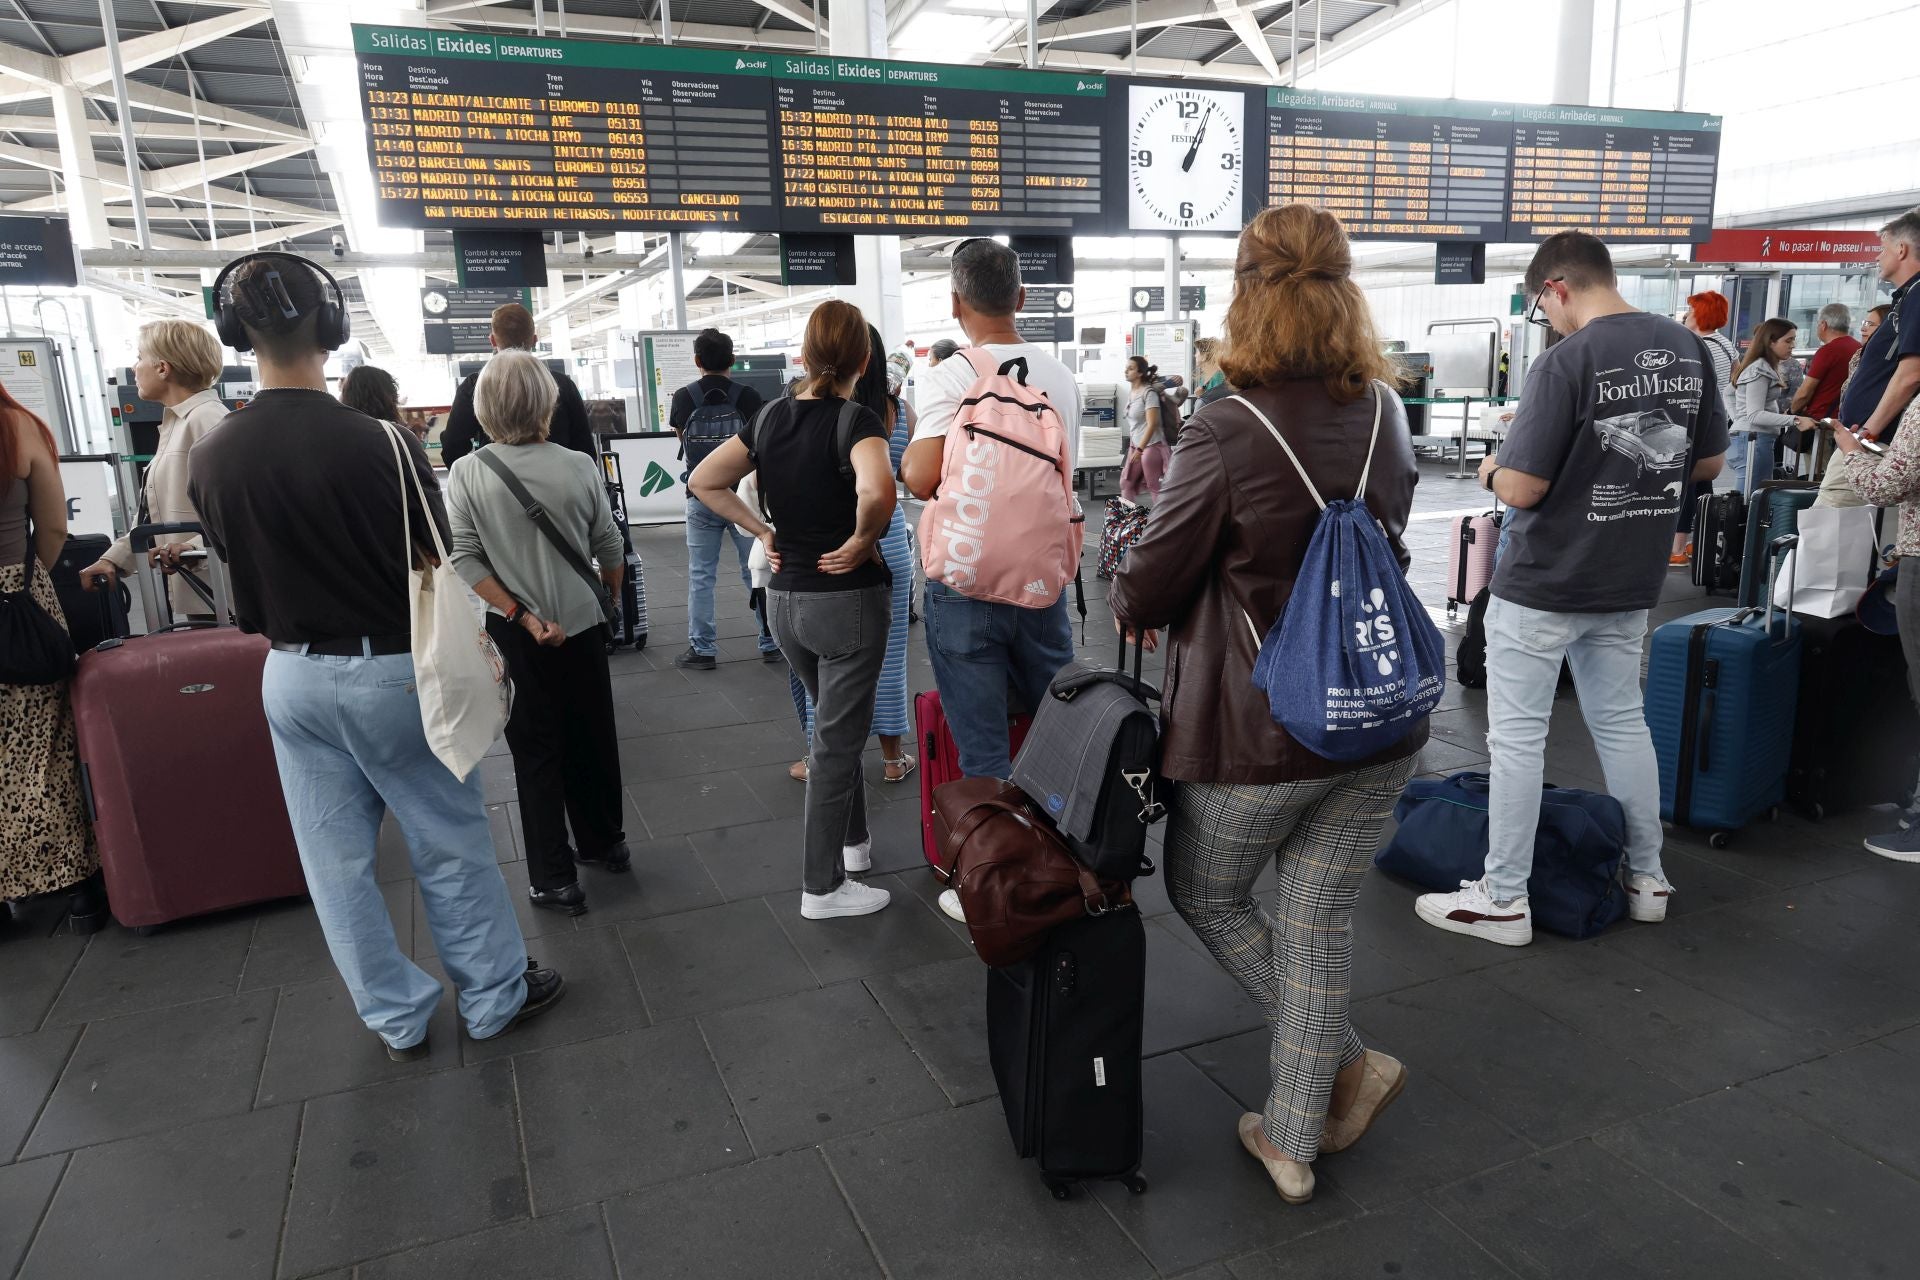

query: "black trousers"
(485, 617), (625, 890)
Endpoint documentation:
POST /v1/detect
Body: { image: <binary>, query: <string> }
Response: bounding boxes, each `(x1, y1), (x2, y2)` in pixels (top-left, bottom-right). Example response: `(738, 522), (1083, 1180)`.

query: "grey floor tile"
(1143, 916), (1265, 1055)
(255, 976), (461, 1108)
(735, 759), (810, 820)
(241, 884), (409, 993)
(1090, 1054), (1360, 1273)
(486, 801), (522, 862)
(1745, 1040), (1920, 1178)
(701, 983), (948, 1155)
(1607, 909), (1920, 1049)
(1416, 737), (1491, 775)
(628, 771), (774, 840)
(1732, 880), (1920, 992)
(1226, 1199), (1518, 1279)
(620, 898), (815, 1022)
(859, 798), (927, 874)
(1182, 1027), (1531, 1212)
(43, 913), (253, 1026)
(605, 1147), (882, 1279)
(0, 1024), (78, 1163)
(413, 858), (572, 959)
(562, 835), (724, 927)
(616, 720), (806, 783)
(0, 1156), (64, 1277)
(357, 1204), (615, 1280)
(770, 885), (971, 986)
(1666, 816), (1867, 888)
(19, 1106), (298, 1280)
(825, 1101), (1153, 1280)
(607, 666), (696, 703)
(864, 956), (996, 1106)
(687, 815), (808, 901)
(1655, 848), (1776, 917)
(1595, 1087), (1920, 1279)
(618, 690), (753, 737)
(1477, 944), (1814, 1094)
(0, 934), (82, 1036)
(516, 1020), (749, 1210)
(24, 989), (275, 1157)
(1427, 1139), (1797, 1280)
(1353, 974), (1688, 1149)
(463, 926), (652, 1065)
(280, 1061), (526, 1276)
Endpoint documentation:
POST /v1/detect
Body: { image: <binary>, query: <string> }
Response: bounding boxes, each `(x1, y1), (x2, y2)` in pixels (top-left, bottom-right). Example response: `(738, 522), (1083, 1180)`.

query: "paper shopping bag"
(1773, 505), (1880, 618)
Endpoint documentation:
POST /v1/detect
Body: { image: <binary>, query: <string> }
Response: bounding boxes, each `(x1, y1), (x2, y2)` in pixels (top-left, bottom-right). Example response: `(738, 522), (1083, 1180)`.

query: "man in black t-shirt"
(1416, 233), (1728, 949)
(438, 303), (595, 466)
(190, 254), (564, 1059)
(667, 327), (776, 670)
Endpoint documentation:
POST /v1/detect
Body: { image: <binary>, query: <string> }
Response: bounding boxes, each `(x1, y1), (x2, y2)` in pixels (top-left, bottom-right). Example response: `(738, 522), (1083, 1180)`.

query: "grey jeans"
(770, 584), (891, 894)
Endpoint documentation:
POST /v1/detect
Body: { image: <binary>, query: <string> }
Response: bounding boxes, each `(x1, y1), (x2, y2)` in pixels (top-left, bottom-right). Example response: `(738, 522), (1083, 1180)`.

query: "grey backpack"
(1009, 636), (1164, 882)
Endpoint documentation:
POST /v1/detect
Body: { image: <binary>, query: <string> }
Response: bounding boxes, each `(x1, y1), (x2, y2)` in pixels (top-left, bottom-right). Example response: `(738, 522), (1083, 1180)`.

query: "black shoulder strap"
(833, 399), (863, 480)
(474, 448), (615, 622)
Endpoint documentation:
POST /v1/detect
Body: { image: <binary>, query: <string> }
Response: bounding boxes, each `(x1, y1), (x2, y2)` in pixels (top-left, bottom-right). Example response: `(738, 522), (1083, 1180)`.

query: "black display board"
(0, 216), (78, 287)
(455, 229), (550, 287)
(1435, 241), (1487, 283)
(781, 233), (857, 285)
(1010, 235), (1074, 284)
(422, 286), (530, 355)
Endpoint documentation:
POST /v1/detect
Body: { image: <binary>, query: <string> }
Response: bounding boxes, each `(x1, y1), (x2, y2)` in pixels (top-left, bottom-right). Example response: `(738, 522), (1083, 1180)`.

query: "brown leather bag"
(930, 777), (1134, 968)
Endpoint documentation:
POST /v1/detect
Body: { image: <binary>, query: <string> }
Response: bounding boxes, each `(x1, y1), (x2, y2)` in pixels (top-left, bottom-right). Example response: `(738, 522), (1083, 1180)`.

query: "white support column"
(1163, 235), (1179, 320)
(1553, 0), (1595, 107)
(832, 0), (903, 340)
(49, 87), (108, 249)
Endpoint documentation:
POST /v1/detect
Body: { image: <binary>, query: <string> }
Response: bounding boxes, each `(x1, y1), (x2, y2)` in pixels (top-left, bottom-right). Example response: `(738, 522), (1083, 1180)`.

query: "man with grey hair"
(1791, 301), (1862, 424)
(899, 238), (1083, 924)
(1836, 208), (1920, 444)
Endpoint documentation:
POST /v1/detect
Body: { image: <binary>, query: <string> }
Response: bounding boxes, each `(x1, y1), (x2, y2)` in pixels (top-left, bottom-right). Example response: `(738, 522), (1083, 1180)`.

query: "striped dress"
(789, 403), (914, 743)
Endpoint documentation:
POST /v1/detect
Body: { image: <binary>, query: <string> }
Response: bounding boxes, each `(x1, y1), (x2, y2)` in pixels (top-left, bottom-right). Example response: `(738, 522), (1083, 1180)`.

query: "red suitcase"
(915, 689), (1030, 868)
(71, 627), (308, 930)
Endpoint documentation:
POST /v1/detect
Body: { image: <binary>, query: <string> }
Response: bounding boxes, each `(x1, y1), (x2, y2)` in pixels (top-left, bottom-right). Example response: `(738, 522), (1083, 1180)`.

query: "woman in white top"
(1729, 318), (1817, 497)
(81, 320), (228, 619)
(1122, 355), (1170, 502)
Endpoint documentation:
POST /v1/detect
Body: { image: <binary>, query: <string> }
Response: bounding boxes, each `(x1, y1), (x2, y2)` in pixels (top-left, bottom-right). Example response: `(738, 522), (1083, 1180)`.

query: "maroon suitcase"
(916, 689), (1030, 869)
(71, 627), (308, 929)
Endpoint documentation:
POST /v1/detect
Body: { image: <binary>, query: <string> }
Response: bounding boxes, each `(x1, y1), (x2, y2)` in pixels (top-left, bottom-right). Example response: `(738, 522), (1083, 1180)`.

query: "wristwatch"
(505, 601), (526, 624)
(1483, 466), (1503, 492)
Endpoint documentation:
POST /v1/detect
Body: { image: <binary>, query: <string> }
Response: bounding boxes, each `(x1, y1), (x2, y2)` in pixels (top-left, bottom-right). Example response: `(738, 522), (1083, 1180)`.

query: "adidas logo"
(1023, 579), (1048, 595)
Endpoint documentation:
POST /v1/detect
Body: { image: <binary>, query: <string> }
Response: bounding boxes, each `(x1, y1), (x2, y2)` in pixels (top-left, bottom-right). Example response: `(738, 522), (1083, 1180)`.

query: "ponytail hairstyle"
(1732, 317), (1797, 387)
(1219, 203), (1396, 402)
(1126, 356), (1159, 385)
(800, 299), (872, 398)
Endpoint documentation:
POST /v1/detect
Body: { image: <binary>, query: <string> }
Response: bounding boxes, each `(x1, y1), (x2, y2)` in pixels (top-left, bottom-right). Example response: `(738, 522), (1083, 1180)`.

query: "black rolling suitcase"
(49, 533), (129, 654)
(987, 910), (1149, 1200)
(1691, 490), (1745, 594)
(1787, 614), (1920, 820)
(599, 451), (649, 650)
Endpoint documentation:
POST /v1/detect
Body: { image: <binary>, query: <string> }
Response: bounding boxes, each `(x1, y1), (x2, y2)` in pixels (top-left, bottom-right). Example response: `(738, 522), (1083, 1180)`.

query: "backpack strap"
(475, 447), (616, 624)
(833, 398), (862, 481)
(1228, 382), (1386, 510)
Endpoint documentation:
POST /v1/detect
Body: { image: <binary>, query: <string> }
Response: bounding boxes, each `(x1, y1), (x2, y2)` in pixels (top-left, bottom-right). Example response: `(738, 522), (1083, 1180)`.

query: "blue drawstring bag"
(1234, 388), (1446, 761)
(1375, 772), (1629, 939)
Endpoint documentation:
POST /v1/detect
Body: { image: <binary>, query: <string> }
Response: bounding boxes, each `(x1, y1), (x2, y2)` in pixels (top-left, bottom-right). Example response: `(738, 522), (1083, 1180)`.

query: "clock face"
(1127, 85), (1246, 233)
(423, 290), (449, 315)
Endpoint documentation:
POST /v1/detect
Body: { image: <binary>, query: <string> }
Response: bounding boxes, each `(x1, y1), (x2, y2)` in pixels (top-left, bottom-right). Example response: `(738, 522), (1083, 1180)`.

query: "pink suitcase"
(71, 627), (307, 930)
(1445, 510), (1499, 616)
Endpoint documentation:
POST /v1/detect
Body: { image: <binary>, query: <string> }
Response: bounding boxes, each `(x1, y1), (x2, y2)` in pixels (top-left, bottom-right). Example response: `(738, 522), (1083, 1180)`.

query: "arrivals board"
(1507, 104), (1719, 242)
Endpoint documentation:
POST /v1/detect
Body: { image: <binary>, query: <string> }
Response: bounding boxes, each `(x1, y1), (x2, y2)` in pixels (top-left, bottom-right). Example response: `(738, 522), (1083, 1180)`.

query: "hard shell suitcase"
(600, 452), (649, 650)
(1646, 537), (1802, 846)
(986, 909), (1148, 1200)
(1736, 480), (1817, 608)
(1445, 510), (1499, 616)
(1691, 489), (1745, 595)
(915, 689), (1029, 868)
(1786, 613), (1920, 820)
(48, 533), (129, 654)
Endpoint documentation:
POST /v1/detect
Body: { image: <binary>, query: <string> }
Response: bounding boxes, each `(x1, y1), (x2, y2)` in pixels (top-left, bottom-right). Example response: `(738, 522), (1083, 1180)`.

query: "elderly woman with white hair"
(446, 349), (630, 917)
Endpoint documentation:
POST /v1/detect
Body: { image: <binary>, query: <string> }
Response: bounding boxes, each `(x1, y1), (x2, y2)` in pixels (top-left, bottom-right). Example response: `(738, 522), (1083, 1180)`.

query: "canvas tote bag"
(382, 423), (511, 779)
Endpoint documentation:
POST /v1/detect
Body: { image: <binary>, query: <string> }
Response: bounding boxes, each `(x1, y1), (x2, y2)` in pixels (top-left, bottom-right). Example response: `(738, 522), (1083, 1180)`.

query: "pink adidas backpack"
(919, 349), (1084, 608)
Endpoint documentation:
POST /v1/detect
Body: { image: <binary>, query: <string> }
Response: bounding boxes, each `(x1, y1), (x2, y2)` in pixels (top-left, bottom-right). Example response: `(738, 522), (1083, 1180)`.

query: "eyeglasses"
(1525, 278), (1563, 330)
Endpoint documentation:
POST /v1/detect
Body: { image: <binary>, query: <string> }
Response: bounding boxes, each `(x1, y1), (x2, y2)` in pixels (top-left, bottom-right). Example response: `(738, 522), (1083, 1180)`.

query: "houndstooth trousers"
(1165, 754), (1419, 1162)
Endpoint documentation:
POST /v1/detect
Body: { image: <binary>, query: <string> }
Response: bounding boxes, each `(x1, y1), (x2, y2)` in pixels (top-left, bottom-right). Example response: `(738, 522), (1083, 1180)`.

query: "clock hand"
(1181, 110), (1210, 173)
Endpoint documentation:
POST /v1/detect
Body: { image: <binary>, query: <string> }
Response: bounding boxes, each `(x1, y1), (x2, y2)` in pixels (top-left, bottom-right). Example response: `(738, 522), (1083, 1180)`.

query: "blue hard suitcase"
(1647, 535), (1802, 847)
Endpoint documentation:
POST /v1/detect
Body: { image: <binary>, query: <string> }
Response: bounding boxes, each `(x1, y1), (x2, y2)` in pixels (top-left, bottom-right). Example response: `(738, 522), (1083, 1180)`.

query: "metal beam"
(426, 13), (818, 50)
(102, 81), (308, 144)
(0, 113), (260, 142)
(1216, 1), (1284, 81)
(1030, 0), (1285, 44)
(5, 140), (316, 212)
(62, 10), (274, 88)
(746, 0), (823, 33)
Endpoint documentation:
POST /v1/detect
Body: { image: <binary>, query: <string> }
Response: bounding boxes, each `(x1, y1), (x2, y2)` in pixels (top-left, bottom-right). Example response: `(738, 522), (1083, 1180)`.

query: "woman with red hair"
(1671, 291), (1739, 564)
(0, 381), (101, 931)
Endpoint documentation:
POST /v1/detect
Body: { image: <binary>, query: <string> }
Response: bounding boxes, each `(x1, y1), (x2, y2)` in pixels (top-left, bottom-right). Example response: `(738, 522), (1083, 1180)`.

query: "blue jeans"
(1727, 433), (1775, 497)
(686, 496), (777, 656)
(1482, 598), (1667, 902)
(922, 580), (1075, 780)
(262, 649), (529, 1047)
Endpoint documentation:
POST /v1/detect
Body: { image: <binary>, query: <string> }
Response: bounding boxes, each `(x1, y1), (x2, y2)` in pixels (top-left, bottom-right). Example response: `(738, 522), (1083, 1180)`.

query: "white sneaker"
(843, 839), (872, 874)
(801, 880), (890, 920)
(1626, 873), (1675, 922)
(937, 888), (966, 923)
(1414, 878), (1533, 947)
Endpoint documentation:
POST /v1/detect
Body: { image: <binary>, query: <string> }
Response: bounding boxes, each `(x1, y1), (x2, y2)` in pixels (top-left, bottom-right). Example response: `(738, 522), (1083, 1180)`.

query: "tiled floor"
(3, 463), (1916, 1279)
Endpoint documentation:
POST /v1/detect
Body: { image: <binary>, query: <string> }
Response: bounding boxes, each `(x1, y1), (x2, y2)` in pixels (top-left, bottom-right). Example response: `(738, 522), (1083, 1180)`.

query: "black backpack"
(679, 382), (747, 480)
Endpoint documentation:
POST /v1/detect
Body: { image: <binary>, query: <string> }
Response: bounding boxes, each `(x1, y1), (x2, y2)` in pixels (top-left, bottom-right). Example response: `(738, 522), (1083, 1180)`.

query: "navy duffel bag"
(1376, 771), (1630, 939)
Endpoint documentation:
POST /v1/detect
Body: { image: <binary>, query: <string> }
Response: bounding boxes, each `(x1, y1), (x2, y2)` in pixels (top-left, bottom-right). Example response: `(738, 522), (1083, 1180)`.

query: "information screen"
(1508, 105), (1720, 242)
(355, 28), (783, 230)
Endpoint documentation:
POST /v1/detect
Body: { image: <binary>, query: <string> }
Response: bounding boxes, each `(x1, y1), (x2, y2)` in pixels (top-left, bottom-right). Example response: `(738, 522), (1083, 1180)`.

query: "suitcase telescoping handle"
(1763, 534), (1798, 644)
(127, 521), (233, 629)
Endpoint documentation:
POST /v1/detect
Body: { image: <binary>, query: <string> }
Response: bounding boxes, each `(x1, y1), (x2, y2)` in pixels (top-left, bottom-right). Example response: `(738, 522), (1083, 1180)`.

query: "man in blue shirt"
(1839, 208), (1920, 441)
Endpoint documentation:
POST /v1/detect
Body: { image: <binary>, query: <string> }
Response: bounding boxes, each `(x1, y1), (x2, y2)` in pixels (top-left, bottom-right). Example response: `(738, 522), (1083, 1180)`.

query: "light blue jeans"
(262, 649), (529, 1047)
(686, 496), (778, 656)
(1727, 431), (1775, 497)
(1482, 597), (1667, 903)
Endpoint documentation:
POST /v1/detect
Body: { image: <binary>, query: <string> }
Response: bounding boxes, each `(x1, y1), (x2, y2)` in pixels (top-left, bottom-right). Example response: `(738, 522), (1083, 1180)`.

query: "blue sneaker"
(1864, 827), (1920, 863)
(1898, 805), (1920, 831)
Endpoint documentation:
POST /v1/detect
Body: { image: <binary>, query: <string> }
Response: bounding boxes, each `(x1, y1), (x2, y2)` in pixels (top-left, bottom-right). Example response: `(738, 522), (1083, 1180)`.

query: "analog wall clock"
(1127, 85), (1246, 233)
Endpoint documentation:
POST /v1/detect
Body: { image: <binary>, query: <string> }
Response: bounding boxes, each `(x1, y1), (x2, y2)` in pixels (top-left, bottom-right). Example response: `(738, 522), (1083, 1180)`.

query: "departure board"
(354, 27), (783, 230)
(1508, 105), (1720, 242)
(1265, 90), (1513, 240)
(776, 60), (1106, 232)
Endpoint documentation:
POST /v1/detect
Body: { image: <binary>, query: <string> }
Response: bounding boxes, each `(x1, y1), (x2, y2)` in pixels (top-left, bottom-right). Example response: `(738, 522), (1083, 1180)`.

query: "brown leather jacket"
(1109, 379), (1429, 785)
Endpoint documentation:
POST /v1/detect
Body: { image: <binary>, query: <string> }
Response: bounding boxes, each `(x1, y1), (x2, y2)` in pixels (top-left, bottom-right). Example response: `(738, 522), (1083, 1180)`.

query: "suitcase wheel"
(1709, 830), (1732, 849)
(131, 923), (159, 937)
(1044, 1177), (1072, 1201)
(1806, 802), (1825, 823)
(1125, 1174), (1150, 1195)
(634, 633), (647, 651)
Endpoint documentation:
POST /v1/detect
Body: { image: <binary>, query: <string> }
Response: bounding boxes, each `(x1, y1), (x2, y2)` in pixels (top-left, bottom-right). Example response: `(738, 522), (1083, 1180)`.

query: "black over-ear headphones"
(211, 251), (351, 353)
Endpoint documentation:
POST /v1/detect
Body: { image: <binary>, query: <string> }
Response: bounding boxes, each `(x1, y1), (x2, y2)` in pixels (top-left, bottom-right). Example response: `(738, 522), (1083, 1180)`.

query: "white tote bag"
(1772, 505), (1880, 618)
(382, 424), (512, 780)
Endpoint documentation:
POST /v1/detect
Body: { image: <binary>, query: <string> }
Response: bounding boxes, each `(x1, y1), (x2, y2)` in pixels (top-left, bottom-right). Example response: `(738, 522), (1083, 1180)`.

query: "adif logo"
(1635, 349), (1675, 371)
(1076, 79), (1104, 91)
(1353, 586), (1401, 678)
(735, 57), (768, 69)
(934, 435), (1001, 589)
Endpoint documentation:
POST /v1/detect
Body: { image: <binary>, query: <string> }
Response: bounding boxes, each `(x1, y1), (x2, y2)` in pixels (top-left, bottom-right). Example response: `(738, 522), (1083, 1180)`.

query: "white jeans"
(1484, 597), (1667, 902)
